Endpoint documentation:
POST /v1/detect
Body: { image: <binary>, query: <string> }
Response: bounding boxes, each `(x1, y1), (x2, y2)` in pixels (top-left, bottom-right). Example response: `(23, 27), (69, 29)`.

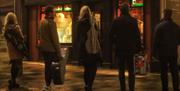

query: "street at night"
(0, 52), (179, 91)
(1, 0), (180, 91)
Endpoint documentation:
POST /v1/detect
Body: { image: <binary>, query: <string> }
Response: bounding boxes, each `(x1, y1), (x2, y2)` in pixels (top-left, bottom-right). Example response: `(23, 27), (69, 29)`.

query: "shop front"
(24, 0), (113, 61)
(23, 0), (73, 59)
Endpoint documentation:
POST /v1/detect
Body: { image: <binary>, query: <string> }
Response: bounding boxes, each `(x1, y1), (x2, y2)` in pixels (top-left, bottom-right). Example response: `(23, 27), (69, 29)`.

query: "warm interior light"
(132, 0), (144, 7)
(55, 6), (63, 12)
(64, 6), (72, 11)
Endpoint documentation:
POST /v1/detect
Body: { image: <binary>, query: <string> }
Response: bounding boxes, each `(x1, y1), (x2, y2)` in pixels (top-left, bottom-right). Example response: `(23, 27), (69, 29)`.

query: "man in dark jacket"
(110, 3), (141, 91)
(39, 5), (62, 91)
(153, 9), (180, 91)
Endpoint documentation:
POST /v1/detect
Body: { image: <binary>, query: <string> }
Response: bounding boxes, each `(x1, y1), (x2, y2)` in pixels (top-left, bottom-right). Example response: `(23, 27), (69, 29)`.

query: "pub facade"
(21, 0), (114, 61)
(1, 0), (171, 68)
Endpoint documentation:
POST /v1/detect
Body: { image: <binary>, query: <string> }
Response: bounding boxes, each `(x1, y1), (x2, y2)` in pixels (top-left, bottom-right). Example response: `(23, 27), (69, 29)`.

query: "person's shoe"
(8, 80), (20, 89)
(42, 85), (51, 91)
(84, 85), (92, 91)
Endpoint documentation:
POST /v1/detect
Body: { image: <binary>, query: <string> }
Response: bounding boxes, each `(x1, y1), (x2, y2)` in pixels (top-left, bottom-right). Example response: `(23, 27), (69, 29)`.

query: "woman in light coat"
(3, 12), (24, 89)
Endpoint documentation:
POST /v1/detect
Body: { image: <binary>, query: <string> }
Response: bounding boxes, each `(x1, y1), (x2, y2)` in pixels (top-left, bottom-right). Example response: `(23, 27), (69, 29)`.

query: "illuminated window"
(40, 5), (72, 43)
(54, 5), (72, 43)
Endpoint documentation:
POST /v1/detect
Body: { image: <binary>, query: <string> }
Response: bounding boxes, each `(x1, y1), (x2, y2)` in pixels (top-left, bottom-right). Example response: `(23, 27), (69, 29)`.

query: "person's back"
(111, 15), (141, 54)
(39, 18), (58, 52)
(154, 10), (180, 57)
(155, 20), (180, 57)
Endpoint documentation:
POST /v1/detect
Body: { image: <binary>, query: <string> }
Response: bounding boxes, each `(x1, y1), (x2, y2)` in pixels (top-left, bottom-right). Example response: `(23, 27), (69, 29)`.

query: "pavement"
(0, 51), (180, 91)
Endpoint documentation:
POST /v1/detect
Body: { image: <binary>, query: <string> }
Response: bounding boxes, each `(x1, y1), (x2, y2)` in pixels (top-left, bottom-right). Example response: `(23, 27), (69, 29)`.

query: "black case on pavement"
(51, 61), (63, 85)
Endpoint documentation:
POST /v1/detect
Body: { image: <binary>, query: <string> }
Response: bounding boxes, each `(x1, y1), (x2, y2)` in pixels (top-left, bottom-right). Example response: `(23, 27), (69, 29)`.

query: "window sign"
(64, 6), (72, 12)
(132, 0), (143, 7)
(55, 6), (63, 12)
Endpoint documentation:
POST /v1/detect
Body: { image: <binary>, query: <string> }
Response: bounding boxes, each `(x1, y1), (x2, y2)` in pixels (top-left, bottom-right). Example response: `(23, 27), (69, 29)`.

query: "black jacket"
(76, 18), (91, 60)
(110, 15), (141, 54)
(153, 19), (180, 58)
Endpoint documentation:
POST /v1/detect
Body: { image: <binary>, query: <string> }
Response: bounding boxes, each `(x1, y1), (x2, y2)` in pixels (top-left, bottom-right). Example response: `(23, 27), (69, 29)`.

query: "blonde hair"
(78, 5), (93, 23)
(3, 12), (18, 31)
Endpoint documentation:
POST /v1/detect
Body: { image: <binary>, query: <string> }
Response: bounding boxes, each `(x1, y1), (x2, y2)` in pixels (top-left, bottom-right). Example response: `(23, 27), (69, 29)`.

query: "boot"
(8, 80), (20, 89)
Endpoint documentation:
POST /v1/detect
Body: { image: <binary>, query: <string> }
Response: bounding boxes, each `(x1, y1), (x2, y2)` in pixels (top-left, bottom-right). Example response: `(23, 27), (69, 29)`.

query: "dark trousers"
(159, 56), (179, 91)
(10, 59), (22, 83)
(117, 54), (135, 91)
(42, 52), (58, 86)
(83, 54), (98, 89)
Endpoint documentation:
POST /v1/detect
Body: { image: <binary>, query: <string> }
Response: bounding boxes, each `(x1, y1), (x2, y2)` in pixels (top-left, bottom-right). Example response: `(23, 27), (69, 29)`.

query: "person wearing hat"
(39, 5), (62, 91)
(110, 3), (142, 91)
(153, 9), (180, 91)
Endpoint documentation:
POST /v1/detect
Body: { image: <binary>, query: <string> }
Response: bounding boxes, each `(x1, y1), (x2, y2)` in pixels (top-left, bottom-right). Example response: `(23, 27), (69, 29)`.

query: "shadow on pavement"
(6, 86), (31, 91)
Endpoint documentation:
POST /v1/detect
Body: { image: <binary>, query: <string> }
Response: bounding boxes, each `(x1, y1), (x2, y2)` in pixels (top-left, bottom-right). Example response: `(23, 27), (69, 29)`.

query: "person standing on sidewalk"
(39, 5), (62, 91)
(110, 3), (142, 91)
(153, 9), (180, 91)
(76, 5), (101, 91)
(3, 12), (24, 89)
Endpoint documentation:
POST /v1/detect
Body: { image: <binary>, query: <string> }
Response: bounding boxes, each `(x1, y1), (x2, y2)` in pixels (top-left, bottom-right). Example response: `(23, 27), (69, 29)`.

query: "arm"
(76, 21), (81, 43)
(152, 24), (161, 58)
(49, 21), (62, 59)
(38, 20), (44, 46)
(110, 19), (117, 45)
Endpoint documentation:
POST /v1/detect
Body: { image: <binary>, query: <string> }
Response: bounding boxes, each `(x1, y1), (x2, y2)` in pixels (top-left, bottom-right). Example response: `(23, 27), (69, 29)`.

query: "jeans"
(10, 59), (22, 83)
(83, 54), (98, 89)
(159, 56), (179, 91)
(42, 52), (58, 86)
(117, 54), (135, 91)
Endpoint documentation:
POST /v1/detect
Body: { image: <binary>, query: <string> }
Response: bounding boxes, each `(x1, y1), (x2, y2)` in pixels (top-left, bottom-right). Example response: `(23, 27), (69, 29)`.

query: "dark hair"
(120, 3), (129, 15)
(44, 5), (54, 15)
(164, 9), (172, 19)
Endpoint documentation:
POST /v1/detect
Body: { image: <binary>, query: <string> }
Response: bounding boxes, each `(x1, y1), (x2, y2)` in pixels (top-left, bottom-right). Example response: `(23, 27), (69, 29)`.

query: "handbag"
(85, 20), (101, 54)
(4, 24), (28, 57)
(51, 59), (66, 85)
